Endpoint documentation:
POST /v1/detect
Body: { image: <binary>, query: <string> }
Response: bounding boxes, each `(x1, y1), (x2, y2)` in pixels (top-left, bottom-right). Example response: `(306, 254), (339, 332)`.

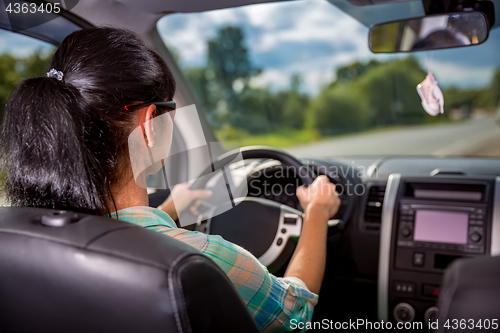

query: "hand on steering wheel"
(179, 146), (345, 271)
(296, 175), (341, 219)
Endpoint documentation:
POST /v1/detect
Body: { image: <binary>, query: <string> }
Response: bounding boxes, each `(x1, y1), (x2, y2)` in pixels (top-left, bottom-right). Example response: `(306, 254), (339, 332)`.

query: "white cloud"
(250, 1), (364, 51)
(430, 60), (493, 88)
(249, 69), (289, 89)
(0, 30), (54, 56)
(157, 0), (500, 93)
(158, 0), (373, 93)
(158, 5), (245, 66)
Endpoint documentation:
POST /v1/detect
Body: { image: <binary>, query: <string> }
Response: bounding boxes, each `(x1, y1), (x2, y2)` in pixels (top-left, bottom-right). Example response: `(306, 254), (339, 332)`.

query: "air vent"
(364, 185), (386, 224)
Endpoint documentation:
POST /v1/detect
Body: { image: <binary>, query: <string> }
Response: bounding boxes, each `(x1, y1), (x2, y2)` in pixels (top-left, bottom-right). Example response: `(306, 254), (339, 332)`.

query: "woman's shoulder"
(108, 206), (210, 250)
(107, 206), (176, 228)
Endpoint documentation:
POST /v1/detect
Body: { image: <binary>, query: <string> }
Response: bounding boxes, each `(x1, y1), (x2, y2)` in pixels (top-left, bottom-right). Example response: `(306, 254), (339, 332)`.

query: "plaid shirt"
(109, 206), (318, 332)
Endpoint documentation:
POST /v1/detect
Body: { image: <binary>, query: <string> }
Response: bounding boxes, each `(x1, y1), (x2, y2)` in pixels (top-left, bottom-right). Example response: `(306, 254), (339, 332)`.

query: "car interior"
(0, 0), (500, 332)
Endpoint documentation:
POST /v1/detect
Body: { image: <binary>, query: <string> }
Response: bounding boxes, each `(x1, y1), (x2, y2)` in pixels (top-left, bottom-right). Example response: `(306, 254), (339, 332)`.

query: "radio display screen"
(413, 210), (468, 244)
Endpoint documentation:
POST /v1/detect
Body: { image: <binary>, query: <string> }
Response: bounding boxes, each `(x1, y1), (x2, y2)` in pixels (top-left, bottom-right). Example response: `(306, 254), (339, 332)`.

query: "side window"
(0, 29), (55, 119)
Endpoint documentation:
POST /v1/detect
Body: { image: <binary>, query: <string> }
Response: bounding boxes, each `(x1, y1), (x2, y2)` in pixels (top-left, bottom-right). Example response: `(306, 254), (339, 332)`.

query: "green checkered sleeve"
(109, 206), (318, 332)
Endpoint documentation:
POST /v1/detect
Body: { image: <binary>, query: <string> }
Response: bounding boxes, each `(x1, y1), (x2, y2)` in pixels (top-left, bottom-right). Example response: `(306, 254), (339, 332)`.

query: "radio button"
(424, 307), (439, 325)
(413, 252), (425, 267)
(400, 227), (412, 238)
(470, 232), (482, 243)
(467, 244), (482, 251)
(394, 303), (415, 322)
(394, 281), (416, 294)
(470, 220), (484, 226)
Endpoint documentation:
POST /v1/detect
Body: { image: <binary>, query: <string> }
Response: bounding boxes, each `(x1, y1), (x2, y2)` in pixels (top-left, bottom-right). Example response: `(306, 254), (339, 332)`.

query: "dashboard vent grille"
(364, 185), (386, 224)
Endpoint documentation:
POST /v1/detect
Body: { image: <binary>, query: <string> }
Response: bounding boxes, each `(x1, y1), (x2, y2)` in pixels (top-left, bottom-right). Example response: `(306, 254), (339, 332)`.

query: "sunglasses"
(124, 100), (177, 120)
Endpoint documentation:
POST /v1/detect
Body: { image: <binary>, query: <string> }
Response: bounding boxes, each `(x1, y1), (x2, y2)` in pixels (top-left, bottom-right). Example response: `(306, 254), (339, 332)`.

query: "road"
(285, 115), (500, 158)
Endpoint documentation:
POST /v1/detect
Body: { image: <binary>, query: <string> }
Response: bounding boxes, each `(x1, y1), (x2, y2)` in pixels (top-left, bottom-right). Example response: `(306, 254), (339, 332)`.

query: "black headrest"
(437, 256), (500, 332)
(0, 207), (259, 333)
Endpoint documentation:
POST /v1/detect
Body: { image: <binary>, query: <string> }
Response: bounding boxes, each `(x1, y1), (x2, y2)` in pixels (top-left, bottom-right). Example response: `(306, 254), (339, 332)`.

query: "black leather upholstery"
(437, 256), (500, 332)
(0, 207), (260, 333)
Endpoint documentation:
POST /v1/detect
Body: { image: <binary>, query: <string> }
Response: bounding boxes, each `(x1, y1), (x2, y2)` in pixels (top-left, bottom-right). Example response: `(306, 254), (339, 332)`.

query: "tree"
(207, 26), (259, 91)
(476, 68), (500, 108)
(334, 59), (380, 85)
(442, 87), (479, 114)
(0, 49), (53, 120)
(308, 85), (371, 135)
(206, 26), (261, 129)
(354, 57), (427, 125)
(281, 74), (309, 129)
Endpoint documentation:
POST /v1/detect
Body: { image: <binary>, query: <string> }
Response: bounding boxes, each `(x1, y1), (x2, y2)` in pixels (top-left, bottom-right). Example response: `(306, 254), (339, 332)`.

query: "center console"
(378, 174), (500, 326)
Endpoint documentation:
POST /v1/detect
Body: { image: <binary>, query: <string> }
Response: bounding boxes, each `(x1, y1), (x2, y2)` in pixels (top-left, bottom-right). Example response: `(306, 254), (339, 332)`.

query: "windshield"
(157, 0), (500, 158)
(0, 30), (55, 118)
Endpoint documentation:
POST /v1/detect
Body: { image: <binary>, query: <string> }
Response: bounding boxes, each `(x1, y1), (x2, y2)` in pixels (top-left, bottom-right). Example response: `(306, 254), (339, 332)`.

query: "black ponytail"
(1, 78), (103, 213)
(0, 28), (176, 214)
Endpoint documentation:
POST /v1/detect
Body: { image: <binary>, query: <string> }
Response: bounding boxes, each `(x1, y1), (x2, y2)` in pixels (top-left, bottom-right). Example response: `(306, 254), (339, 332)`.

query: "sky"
(157, 0), (500, 95)
(0, 29), (54, 56)
(0, 0), (498, 95)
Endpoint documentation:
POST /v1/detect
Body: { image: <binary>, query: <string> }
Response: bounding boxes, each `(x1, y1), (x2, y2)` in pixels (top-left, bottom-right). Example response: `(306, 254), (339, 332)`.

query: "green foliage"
(184, 67), (218, 115)
(233, 86), (277, 133)
(476, 68), (500, 108)
(181, 24), (500, 147)
(280, 74), (309, 129)
(207, 26), (260, 91)
(309, 57), (428, 135)
(334, 59), (380, 85)
(354, 57), (427, 125)
(308, 85), (370, 135)
(441, 68), (500, 112)
(0, 50), (53, 119)
(185, 26), (311, 133)
(195, 26), (265, 130)
(216, 127), (319, 148)
(442, 87), (478, 113)
(281, 91), (309, 129)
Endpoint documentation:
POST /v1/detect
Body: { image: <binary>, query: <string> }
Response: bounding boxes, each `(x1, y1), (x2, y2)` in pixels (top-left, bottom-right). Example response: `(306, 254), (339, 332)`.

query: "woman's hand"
(284, 176), (341, 294)
(157, 183), (212, 220)
(296, 175), (340, 219)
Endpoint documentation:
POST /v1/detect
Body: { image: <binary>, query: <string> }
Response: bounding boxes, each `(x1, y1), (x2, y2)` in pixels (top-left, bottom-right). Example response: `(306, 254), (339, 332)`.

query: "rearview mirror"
(369, 12), (489, 53)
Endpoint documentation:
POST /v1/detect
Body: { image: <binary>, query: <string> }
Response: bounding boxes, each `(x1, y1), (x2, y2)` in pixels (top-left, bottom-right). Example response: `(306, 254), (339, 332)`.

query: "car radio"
(397, 202), (487, 255)
(378, 175), (499, 327)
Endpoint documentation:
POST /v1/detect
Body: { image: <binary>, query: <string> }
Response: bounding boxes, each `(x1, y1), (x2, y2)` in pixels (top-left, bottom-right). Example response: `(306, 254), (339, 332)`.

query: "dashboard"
(240, 156), (500, 327)
(149, 154), (500, 328)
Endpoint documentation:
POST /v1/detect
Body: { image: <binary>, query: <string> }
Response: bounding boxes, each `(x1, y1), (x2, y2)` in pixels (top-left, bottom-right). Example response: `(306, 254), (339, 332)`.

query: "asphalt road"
(285, 115), (500, 158)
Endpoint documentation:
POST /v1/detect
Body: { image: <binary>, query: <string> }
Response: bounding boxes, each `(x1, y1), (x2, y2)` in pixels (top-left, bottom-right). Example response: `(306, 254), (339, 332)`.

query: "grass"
(216, 128), (321, 149)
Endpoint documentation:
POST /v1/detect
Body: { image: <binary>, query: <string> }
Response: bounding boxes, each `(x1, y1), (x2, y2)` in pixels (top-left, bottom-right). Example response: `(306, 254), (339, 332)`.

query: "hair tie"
(46, 68), (64, 82)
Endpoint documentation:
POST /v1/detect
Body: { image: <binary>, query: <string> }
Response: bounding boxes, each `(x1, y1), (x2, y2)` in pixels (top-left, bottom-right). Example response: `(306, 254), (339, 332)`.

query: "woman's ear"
(143, 104), (157, 148)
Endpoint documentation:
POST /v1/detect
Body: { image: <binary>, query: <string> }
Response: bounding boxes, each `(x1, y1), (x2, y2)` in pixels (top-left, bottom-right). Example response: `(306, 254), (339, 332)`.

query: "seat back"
(0, 207), (259, 333)
(437, 256), (500, 332)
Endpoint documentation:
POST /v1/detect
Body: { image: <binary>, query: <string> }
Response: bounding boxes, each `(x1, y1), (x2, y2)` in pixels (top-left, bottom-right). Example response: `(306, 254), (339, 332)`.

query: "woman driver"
(0, 28), (340, 332)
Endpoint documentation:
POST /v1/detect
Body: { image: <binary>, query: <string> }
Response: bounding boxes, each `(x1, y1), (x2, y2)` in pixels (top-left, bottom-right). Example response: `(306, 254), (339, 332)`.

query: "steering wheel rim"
(190, 146), (315, 190)
(184, 146), (316, 270)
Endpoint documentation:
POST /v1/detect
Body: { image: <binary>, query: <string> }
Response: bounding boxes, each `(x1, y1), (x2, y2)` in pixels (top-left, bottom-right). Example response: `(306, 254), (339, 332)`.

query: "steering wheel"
(181, 146), (317, 271)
